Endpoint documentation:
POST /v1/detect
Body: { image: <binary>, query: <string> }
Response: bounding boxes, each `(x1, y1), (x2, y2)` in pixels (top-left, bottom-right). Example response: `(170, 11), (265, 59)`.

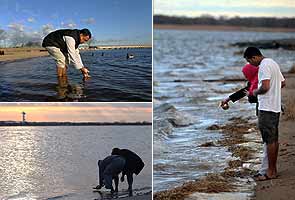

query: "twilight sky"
(0, 103), (152, 122)
(154, 0), (295, 17)
(0, 0), (152, 46)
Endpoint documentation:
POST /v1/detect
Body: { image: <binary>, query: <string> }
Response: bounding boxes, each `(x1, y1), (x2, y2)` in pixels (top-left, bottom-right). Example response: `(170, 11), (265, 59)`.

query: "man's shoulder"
(261, 58), (279, 67)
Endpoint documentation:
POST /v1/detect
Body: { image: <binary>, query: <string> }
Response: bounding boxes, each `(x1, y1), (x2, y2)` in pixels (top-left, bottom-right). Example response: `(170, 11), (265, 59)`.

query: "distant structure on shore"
(87, 45), (152, 50)
(0, 121), (152, 126)
(21, 111), (26, 123)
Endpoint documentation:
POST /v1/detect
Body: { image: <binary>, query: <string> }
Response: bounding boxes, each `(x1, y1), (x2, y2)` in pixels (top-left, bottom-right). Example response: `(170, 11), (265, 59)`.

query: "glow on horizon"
(155, 0), (295, 18)
(0, 103), (152, 122)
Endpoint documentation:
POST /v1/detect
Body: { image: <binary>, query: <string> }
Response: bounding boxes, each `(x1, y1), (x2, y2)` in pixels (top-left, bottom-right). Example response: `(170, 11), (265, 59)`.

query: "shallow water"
(153, 29), (295, 191)
(0, 48), (152, 102)
(0, 125), (152, 199)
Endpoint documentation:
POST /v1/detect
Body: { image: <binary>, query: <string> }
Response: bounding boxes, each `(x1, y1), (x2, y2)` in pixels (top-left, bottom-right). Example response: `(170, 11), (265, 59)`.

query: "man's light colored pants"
(259, 143), (269, 174)
(45, 46), (69, 68)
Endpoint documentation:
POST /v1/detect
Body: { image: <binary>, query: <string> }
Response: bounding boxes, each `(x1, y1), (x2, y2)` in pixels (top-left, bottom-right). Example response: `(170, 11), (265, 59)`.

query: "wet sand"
(0, 47), (48, 62)
(154, 24), (295, 32)
(254, 72), (295, 200)
(122, 193), (151, 200)
(154, 72), (295, 200)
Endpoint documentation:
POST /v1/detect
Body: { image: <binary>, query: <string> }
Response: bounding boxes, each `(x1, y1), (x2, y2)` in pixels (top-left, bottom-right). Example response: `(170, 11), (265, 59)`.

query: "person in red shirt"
(221, 63), (258, 106)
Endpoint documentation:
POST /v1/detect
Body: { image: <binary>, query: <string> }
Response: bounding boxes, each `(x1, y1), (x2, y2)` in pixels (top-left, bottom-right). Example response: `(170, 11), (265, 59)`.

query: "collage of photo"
(1, 0), (295, 200)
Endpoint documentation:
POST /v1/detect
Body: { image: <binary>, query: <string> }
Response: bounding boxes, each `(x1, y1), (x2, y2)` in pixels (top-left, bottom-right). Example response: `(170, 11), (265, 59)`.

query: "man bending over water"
(42, 28), (91, 79)
(95, 154), (126, 195)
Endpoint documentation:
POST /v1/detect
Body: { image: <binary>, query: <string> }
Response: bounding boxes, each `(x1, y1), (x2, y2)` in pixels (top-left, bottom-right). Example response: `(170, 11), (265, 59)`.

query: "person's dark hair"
(243, 47), (262, 59)
(80, 28), (91, 38)
(111, 148), (121, 155)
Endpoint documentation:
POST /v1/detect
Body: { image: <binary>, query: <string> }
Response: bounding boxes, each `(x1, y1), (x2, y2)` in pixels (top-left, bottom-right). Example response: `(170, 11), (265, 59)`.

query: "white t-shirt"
(258, 58), (285, 113)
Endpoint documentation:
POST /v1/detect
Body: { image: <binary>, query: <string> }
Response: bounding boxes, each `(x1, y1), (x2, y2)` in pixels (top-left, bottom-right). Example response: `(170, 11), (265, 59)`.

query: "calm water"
(0, 126), (152, 199)
(0, 48), (152, 102)
(153, 29), (295, 191)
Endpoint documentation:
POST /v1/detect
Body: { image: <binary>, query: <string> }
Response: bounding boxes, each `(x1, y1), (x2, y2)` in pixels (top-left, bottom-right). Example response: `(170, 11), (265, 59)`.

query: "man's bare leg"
(274, 141), (279, 176)
(57, 74), (69, 99)
(266, 142), (278, 178)
(56, 65), (67, 77)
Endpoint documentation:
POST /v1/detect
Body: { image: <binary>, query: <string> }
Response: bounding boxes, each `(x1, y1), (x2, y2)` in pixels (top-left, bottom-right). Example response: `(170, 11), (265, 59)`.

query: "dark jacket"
(117, 149), (144, 175)
(42, 29), (81, 52)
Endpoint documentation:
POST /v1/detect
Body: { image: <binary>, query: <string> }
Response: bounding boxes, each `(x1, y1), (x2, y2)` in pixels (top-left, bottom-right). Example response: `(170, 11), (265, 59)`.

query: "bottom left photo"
(0, 103), (152, 200)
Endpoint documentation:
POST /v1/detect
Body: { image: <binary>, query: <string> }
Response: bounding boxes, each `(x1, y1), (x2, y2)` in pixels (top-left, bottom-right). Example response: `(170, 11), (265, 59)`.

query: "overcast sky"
(0, 0), (152, 45)
(0, 103), (152, 122)
(154, 0), (295, 17)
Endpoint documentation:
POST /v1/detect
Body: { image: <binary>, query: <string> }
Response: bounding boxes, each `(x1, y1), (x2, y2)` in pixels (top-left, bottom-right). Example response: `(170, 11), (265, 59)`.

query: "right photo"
(153, 1), (295, 200)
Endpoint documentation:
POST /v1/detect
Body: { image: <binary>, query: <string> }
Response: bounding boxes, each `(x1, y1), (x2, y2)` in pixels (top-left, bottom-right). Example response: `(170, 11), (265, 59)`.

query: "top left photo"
(0, 0), (152, 102)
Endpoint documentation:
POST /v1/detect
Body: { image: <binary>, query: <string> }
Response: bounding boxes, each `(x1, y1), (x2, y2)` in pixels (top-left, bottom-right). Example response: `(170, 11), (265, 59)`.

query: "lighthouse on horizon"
(22, 111), (26, 123)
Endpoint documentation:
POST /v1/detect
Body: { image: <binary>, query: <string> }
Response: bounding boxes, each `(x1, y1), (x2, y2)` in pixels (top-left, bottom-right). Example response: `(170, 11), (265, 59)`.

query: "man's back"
(119, 149), (144, 175)
(42, 29), (80, 52)
(258, 58), (284, 112)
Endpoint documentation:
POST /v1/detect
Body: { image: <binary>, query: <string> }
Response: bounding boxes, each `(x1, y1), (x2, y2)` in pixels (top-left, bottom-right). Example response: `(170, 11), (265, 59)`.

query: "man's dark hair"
(243, 47), (262, 59)
(111, 148), (121, 155)
(80, 28), (91, 38)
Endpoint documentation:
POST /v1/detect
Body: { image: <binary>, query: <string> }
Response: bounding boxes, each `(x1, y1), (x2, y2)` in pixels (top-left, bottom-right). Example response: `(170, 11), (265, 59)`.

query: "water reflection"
(0, 127), (42, 198)
(0, 126), (152, 199)
(56, 75), (85, 101)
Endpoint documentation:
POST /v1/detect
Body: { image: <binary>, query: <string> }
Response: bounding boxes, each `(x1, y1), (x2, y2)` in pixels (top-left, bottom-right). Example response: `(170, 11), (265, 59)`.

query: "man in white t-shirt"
(243, 47), (285, 181)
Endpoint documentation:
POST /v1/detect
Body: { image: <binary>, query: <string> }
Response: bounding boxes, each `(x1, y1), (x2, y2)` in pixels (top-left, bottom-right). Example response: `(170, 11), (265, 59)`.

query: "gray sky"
(154, 0), (295, 17)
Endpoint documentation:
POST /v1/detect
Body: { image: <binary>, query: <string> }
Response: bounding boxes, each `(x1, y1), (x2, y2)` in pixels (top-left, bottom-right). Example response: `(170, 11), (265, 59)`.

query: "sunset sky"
(0, 103), (152, 122)
(155, 0), (295, 17)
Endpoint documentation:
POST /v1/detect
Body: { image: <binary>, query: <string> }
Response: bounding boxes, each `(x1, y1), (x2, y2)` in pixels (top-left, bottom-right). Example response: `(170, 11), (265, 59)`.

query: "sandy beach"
(0, 47), (49, 62)
(154, 24), (295, 32)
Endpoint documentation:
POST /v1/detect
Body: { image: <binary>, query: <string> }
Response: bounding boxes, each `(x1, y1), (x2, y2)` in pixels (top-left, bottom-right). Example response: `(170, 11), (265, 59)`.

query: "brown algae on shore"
(154, 174), (234, 200)
(154, 116), (258, 200)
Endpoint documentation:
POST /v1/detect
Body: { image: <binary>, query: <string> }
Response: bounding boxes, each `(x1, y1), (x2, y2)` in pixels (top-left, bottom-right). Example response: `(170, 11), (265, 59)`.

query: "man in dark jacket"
(95, 154), (126, 194)
(111, 148), (145, 196)
(42, 28), (91, 79)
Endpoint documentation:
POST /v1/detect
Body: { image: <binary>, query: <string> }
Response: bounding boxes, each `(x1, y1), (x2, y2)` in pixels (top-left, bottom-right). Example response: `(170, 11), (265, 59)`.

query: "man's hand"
(253, 89), (258, 97)
(220, 98), (230, 107)
(80, 67), (91, 80)
(243, 90), (250, 97)
(220, 98), (230, 110)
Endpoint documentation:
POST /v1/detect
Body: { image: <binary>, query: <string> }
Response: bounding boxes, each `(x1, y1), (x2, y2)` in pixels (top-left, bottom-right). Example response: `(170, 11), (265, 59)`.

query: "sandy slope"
(254, 72), (295, 200)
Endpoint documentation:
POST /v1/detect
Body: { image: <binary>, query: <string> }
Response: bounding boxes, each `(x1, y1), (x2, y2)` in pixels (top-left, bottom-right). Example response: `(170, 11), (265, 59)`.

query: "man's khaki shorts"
(45, 46), (69, 68)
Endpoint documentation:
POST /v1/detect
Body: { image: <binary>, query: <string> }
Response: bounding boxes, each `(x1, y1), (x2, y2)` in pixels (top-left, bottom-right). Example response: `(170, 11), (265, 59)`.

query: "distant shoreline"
(0, 45), (151, 63)
(0, 121), (152, 126)
(154, 24), (295, 32)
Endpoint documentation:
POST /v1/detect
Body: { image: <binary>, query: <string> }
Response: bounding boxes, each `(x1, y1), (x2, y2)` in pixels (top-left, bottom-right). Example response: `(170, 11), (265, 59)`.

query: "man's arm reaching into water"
(64, 36), (90, 79)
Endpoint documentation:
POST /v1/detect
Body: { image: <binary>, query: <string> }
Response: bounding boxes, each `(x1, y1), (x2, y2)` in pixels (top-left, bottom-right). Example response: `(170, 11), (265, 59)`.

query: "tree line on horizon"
(154, 15), (295, 28)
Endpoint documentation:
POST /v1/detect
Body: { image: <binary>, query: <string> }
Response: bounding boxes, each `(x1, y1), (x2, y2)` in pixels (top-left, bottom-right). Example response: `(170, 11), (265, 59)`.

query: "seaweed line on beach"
(154, 116), (258, 200)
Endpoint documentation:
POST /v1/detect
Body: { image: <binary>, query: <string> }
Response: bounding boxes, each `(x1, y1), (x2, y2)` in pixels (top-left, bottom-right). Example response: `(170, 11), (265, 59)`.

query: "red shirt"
(242, 64), (258, 96)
